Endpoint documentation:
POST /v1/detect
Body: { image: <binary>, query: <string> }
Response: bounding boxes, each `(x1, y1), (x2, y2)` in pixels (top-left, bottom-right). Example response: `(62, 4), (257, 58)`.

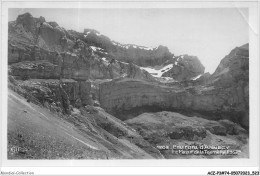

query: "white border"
(0, 1), (259, 175)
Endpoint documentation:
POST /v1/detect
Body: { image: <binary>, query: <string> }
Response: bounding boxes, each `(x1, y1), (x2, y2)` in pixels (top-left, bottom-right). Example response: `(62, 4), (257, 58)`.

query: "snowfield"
(112, 41), (156, 51)
(90, 46), (100, 52)
(101, 57), (110, 66)
(90, 46), (107, 53)
(84, 31), (91, 38)
(140, 64), (173, 78)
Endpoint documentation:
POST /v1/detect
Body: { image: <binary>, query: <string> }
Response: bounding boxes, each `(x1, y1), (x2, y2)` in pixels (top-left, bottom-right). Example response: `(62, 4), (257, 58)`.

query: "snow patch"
(138, 46), (154, 50)
(90, 46), (103, 52)
(84, 31), (91, 38)
(191, 74), (203, 80)
(100, 51), (108, 54)
(112, 41), (117, 45)
(90, 46), (97, 52)
(118, 61), (129, 65)
(43, 22), (53, 29)
(111, 41), (155, 50)
(101, 57), (108, 62)
(89, 46), (108, 55)
(101, 57), (110, 66)
(141, 64), (173, 78)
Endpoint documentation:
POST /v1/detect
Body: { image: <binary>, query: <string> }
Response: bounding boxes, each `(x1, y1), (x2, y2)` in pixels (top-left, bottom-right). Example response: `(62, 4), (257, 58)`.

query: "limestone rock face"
(9, 13), (198, 82)
(61, 52), (91, 80)
(99, 44), (249, 128)
(209, 44), (249, 88)
(17, 79), (92, 114)
(99, 78), (248, 127)
(9, 17), (150, 82)
(208, 44), (249, 126)
(82, 28), (174, 67)
(8, 43), (57, 64)
(78, 81), (93, 106)
(38, 21), (66, 50)
(9, 60), (61, 79)
(162, 55), (205, 81)
(8, 44), (92, 81)
(109, 45), (173, 67)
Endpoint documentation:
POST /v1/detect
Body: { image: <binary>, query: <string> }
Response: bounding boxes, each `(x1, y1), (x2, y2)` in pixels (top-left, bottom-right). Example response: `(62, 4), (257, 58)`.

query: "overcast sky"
(9, 8), (249, 73)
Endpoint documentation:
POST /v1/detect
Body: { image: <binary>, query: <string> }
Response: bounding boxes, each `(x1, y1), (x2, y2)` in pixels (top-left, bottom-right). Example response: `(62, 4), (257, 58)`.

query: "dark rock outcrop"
(209, 44), (249, 88)
(208, 44), (249, 126)
(162, 55), (205, 81)
(9, 60), (61, 79)
(16, 79), (92, 114)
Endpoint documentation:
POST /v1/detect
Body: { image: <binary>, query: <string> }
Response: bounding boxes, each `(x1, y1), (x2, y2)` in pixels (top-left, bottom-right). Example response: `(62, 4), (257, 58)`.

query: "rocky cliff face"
(99, 78), (248, 127)
(9, 12), (205, 82)
(99, 44), (249, 128)
(8, 13), (161, 81)
(10, 78), (92, 114)
(82, 29), (174, 67)
(209, 44), (249, 88)
(8, 12), (249, 159)
(162, 55), (205, 81)
(8, 13), (164, 117)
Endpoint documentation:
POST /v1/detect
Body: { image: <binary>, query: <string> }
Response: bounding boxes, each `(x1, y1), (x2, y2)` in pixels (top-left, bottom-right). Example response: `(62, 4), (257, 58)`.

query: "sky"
(8, 8), (249, 73)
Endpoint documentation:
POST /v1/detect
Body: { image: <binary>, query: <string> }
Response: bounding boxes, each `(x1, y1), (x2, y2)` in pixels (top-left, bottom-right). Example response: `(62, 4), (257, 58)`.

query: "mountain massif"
(7, 13), (249, 159)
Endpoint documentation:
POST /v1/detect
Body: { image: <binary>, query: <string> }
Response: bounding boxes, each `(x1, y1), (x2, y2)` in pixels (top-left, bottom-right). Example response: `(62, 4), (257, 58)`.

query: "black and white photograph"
(0, 1), (259, 175)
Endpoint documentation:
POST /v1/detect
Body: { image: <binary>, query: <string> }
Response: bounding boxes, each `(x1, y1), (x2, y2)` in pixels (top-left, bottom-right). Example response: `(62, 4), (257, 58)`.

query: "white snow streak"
(191, 74), (203, 80)
(141, 64), (173, 78)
